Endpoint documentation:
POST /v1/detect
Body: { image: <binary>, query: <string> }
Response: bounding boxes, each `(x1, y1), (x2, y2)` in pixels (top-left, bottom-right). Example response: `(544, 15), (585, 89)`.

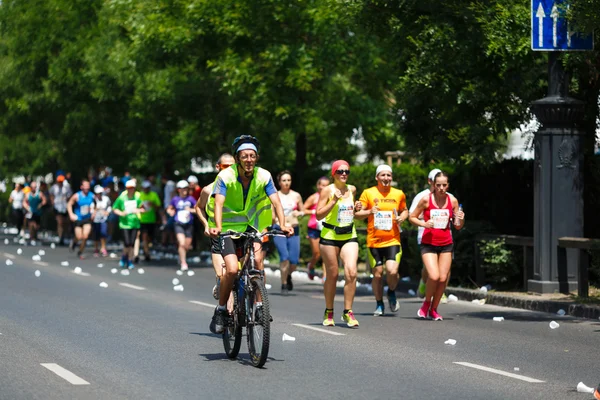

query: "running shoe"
(119, 259), (126, 268)
(180, 263), (189, 271)
(287, 274), (293, 291)
(93, 250), (100, 258)
(417, 301), (430, 319)
(144, 255), (151, 262)
(388, 291), (400, 312)
(127, 261), (135, 269)
(209, 307), (227, 334)
(134, 256), (140, 264)
(373, 304), (384, 316)
(342, 310), (359, 327)
(322, 310), (335, 326)
(440, 293), (448, 304)
(307, 263), (315, 280)
(69, 240), (76, 252)
(78, 251), (85, 260)
(418, 279), (426, 298)
(429, 308), (443, 321)
(281, 284), (289, 296)
(101, 249), (108, 257)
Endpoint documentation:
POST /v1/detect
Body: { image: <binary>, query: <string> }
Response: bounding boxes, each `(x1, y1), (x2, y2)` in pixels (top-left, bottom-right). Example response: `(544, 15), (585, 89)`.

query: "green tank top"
(320, 184), (357, 240)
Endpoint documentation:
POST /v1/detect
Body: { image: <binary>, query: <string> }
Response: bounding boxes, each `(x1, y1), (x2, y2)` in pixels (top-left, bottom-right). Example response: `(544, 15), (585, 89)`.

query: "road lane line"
(34, 261), (49, 267)
(70, 271), (91, 277)
(189, 300), (214, 308)
(291, 323), (346, 336)
(453, 362), (545, 383)
(118, 283), (146, 291)
(40, 363), (90, 385)
(3, 253), (15, 259)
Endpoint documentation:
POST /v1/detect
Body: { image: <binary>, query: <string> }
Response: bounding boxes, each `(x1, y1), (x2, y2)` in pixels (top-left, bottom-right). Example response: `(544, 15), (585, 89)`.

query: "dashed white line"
(453, 362), (545, 383)
(189, 300), (215, 308)
(70, 271), (91, 277)
(291, 323), (346, 336)
(118, 283), (146, 291)
(33, 261), (49, 267)
(3, 253), (15, 259)
(40, 363), (90, 385)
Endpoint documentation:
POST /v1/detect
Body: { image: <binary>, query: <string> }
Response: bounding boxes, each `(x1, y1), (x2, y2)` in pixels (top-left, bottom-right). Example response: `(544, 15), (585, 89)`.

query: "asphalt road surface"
(0, 236), (598, 400)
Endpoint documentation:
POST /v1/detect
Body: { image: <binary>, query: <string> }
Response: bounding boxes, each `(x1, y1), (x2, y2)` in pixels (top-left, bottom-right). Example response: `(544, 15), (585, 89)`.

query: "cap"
(94, 185), (104, 194)
(236, 143), (258, 153)
(176, 180), (189, 189)
(125, 179), (137, 188)
(428, 168), (442, 182)
(375, 164), (392, 179)
(187, 175), (198, 184)
(141, 180), (152, 189)
(56, 175), (65, 183)
(331, 160), (349, 177)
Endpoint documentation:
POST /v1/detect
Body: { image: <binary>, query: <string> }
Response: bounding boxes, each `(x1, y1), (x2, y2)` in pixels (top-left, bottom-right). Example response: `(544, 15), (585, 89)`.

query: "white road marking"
(291, 323), (346, 336)
(453, 362), (545, 383)
(40, 363), (90, 385)
(34, 261), (49, 267)
(70, 271), (91, 277)
(3, 253), (15, 259)
(118, 283), (146, 291)
(189, 300), (215, 308)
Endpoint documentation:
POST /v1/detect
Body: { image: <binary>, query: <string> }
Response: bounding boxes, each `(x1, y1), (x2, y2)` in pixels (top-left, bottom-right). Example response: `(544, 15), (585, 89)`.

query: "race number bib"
(177, 210), (191, 224)
(25, 212), (33, 219)
(430, 209), (450, 229)
(374, 211), (393, 231)
(336, 205), (354, 225)
(124, 200), (137, 215)
(94, 210), (105, 223)
(80, 205), (90, 216)
(144, 200), (152, 209)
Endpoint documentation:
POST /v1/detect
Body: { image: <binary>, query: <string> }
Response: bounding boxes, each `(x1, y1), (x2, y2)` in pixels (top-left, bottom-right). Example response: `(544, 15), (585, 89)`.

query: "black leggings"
(12, 209), (24, 232)
(122, 229), (139, 248)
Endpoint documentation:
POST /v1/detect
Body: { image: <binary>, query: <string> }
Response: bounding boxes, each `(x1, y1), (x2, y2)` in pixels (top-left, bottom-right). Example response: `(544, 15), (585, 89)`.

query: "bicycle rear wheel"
(223, 286), (242, 359)
(247, 278), (271, 367)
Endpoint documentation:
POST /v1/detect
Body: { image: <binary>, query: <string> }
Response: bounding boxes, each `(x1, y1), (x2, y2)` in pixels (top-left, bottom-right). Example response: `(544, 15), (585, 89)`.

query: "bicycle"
(220, 227), (286, 368)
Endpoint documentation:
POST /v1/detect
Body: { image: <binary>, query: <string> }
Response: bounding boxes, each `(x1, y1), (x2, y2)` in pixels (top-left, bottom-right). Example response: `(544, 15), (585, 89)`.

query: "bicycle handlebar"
(219, 227), (287, 240)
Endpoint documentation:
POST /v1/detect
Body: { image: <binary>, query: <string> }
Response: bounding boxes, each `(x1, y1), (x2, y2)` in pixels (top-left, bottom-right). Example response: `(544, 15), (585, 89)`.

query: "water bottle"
(454, 204), (463, 226)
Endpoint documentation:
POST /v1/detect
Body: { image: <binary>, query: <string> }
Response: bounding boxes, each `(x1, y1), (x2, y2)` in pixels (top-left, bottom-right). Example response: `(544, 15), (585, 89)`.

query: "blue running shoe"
(388, 291), (400, 312)
(119, 259), (126, 268)
(373, 304), (384, 316)
(128, 262), (134, 269)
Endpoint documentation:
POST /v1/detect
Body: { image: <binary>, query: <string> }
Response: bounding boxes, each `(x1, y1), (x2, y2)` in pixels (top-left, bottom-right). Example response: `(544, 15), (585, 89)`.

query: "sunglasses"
(219, 164), (233, 169)
(335, 169), (350, 175)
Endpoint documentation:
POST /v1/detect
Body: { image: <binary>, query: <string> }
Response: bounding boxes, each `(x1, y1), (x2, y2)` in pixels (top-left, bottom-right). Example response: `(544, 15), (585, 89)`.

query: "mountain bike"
(220, 228), (285, 368)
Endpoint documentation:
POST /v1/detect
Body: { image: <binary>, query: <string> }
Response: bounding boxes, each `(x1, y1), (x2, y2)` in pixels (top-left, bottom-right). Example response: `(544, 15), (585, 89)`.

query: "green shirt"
(113, 191), (142, 229)
(139, 191), (161, 224)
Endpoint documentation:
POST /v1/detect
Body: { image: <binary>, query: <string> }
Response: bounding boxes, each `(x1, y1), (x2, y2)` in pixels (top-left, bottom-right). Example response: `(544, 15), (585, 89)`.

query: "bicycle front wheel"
(223, 288), (242, 359)
(247, 278), (271, 368)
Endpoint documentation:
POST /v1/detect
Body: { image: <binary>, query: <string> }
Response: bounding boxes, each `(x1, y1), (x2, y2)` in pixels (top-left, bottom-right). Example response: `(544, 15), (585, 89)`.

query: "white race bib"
(430, 209), (450, 229)
(25, 212), (33, 219)
(80, 205), (90, 216)
(177, 210), (190, 223)
(94, 210), (105, 223)
(374, 211), (393, 231)
(336, 205), (354, 225)
(124, 200), (137, 215)
(144, 200), (152, 209)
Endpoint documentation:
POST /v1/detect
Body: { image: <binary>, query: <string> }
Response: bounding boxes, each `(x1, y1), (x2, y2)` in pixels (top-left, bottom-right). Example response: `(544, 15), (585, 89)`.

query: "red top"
(422, 193), (453, 246)
(191, 186), (202, 201)
(307, 193), (319, 230)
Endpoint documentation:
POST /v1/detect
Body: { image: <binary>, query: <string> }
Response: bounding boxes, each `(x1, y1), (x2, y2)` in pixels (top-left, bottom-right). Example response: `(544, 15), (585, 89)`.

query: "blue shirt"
(213, 175), (276, 206)
(75, 191), (95, 220)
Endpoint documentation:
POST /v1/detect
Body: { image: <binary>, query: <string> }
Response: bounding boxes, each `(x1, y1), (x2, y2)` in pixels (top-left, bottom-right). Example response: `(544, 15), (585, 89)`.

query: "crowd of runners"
(5, 136), (465, 329)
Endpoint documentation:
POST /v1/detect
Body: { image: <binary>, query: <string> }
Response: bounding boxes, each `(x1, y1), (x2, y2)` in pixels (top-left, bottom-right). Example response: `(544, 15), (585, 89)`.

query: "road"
(0, 237), (598, 399)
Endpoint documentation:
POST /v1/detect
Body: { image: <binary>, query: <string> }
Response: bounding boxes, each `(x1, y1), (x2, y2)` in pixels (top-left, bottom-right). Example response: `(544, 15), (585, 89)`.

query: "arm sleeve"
(213, 177), (227, 197)
(264, 178), (277, 197)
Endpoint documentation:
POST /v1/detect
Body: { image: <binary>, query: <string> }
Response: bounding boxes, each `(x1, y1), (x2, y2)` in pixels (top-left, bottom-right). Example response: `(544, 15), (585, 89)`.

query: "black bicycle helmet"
(231, 135), (260, 155)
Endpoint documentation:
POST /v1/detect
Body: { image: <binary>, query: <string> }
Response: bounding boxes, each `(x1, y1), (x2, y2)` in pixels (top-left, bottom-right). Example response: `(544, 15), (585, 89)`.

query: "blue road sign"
(531, 0), (593, 51)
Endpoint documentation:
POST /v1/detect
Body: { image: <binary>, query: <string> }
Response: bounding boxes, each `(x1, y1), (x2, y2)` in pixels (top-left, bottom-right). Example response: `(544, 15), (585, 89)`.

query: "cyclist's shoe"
(209, 307), (227, 334)
(418, 301), (430, 319)
(388, 291), (400, 313)
(287, 274), (293, 291)
(342, 310), (359, 327)
(440, 293), (448, 304)
(373, 304), (384, 316)
(212, 279), (220, 301)
(418, 279), (426, 298)
(322, 309), (335, 326)
(281, 284), (289, 296)
(429, 308), (443, 321)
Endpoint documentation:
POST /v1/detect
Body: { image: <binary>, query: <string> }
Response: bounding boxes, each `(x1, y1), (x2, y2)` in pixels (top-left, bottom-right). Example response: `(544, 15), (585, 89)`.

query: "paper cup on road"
(172, 278), (180, 285)
(265, 284), (272, 290)
(5, 259), (13, 266)
(97, 263), (104, 268)
(187, 270), (195, 276)
(492, 317), (504, 322)
(447, 294), (458, 302)
(173, 284), (184, 292)
(3, 238), (8, 245)
(61, 261), (69, 266)
(99, 282), (108, 288)
(110, 268), (118, 274)
(576, 382), (595, 394)
(109, 253), (117, 258)
(17, 248), (22, 255)
(38, 250), (45, 256)
(73, 267), (82, 274)
(176, 270), (183, 276)
(282, 333), (296, 342)
(50, 243), (56, 249)
(34, 270), (41, 277)
(444, 339), (457, 346)
(513, 367), (520, 372)
(557, 309), (566, 316)
(120, 269), (130, 276)
(549, 321), (560, 329)
(32, 255), (41, 261)
(408, 289), (416, 296)
(138, 268), (145, 274)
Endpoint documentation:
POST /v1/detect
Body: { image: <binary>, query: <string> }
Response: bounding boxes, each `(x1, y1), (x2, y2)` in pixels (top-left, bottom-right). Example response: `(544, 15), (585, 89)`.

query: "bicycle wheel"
(223, 285), (242, 359)
(247, 278), (271, 367)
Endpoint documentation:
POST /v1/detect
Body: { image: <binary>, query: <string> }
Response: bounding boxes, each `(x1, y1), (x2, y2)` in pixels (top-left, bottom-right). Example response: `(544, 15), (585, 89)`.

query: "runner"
(92, 185), (111, 257)
(137, 180), (161, 262)
(167, 180), (196, 271)
(8, 183), (25, 237)
(67, 180), (95, 259)
(112, 179), (144, 269)
(188, 175), (202, 250)
(317, 160), (363, 327)
(303, 177), (330, 281)
(50, 175), (73, 245)
(23, 181), (47, 245)
(208, 136), (293, 334)
(355, 165), (408, 316)
(273, 170), (304, 295)
(195, 153), (235, 300)
(409, 171), (464, 321)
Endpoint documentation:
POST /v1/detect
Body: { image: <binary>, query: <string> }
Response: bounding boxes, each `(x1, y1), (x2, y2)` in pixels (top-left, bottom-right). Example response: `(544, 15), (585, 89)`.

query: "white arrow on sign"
(551, 4), (559, 47)
(536, 3), (545, 47)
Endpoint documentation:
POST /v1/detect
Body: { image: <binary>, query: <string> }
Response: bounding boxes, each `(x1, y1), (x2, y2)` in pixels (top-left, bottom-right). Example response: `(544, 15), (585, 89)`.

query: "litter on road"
(173, 284), (184, 292)
(17, 249), (22, 255)
(120, 270), (130, 276)
(176, 270), (183, 276)
(549, 321), (560, 329)
(138, 268), (145, 274)
(282, 333), (296, 342)
(73, 267), (82, 274)
(447, 294), (458, 302)
(5, 259), (13, 266)
(34, 270), (41, 277)
(99, 282), (108, 288)
(187, 270), (195, 276)
(557, 309), (566, 316)
(97, 263), (104, 268)
(493, 317), (505, 322)
(38, 250), (45, 256)
(61, 261), (69, 266)
(444, 339), (457, 346)
(172, 278), (180, 285)
(111, 268), (118, 274)
(576, 382), (595, 394)
(31, 255), (41, 261)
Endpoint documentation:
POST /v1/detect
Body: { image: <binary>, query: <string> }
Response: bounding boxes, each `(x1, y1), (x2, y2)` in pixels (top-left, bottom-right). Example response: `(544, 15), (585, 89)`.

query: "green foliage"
(478, 238), (519, 287)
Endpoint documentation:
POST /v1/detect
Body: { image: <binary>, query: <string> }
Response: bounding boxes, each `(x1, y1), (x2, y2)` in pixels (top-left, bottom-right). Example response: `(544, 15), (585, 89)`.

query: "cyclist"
(317, 160), (363, 327)
(208, 136), (293, 334)
(195, 153), (235, 300)
(355, 165), (408, 316)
